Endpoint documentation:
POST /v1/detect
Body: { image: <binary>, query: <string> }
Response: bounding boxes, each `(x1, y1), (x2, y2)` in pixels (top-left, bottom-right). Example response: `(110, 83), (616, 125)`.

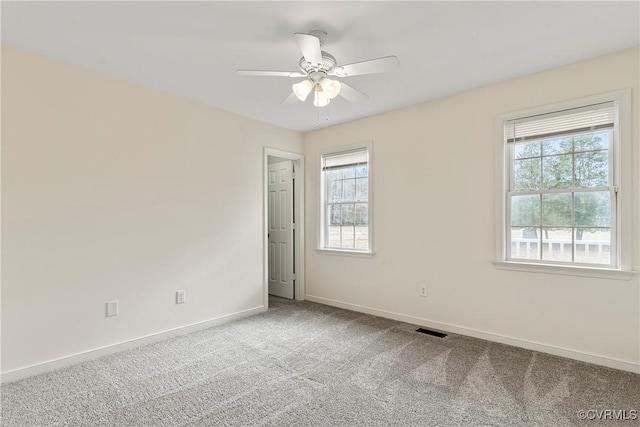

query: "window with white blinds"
(505, 102), (615, 142)
(502, 101), (620, 268)
(320, 146), (371, 252)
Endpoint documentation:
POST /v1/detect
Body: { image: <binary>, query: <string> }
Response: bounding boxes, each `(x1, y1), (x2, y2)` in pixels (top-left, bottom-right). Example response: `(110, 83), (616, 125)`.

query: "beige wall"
(1, 47), (303, 373)
(2, 45), (638, 376)
(304, 48), (640, 369)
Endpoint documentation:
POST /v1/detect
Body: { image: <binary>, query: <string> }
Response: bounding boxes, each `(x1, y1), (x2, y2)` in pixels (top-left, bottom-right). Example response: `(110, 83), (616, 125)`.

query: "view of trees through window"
(509, 130), (612, 265)
(325, 164), (369, 250)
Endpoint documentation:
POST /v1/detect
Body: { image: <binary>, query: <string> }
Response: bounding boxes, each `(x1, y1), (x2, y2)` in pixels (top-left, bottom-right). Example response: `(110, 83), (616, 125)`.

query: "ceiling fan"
(236, 31), (399, 107)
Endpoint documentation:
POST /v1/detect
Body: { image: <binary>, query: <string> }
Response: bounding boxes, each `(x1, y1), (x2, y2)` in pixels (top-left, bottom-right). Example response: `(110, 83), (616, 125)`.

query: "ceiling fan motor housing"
(299, 51), (337, 75)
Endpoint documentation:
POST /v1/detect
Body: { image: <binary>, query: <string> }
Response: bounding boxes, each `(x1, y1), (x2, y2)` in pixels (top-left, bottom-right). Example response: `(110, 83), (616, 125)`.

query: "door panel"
(268, 191), (275, 230)
(268, 160), (294, 299)
(269, 241), (276, 281)
(279, 242), (288, 285)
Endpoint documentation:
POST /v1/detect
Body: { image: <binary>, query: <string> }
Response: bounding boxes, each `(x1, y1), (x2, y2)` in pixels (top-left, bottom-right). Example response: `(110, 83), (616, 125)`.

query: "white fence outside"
(511, 238), (610, 264)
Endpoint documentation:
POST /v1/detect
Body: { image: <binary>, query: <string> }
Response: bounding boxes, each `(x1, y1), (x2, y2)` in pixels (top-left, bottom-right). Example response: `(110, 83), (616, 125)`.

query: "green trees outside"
(327, 165), (369, 227)
(511, 132), (610, 240)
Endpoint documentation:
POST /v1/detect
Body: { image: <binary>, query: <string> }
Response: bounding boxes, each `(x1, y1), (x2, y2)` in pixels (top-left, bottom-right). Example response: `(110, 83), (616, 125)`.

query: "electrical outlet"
(419, 285), (428, 297)
(176, 290), (186, 304)
(106, 301), (118, 317)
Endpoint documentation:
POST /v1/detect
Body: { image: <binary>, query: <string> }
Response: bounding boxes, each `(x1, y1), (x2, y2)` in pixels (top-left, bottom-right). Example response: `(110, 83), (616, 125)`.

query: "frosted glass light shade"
(320, 78), (341, 99)
(292, 79), (314, 101)
(313, 88), (330, 107)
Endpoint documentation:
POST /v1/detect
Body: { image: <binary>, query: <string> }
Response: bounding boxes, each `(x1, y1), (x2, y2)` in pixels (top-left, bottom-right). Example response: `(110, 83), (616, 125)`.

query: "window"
(319, 146), (372, 253)
(497, 90), (632, 276)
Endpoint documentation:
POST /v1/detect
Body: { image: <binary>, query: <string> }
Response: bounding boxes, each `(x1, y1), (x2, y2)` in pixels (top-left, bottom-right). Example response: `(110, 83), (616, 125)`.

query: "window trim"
(317, 141), (374, 255)
(494, 89), (635, 279)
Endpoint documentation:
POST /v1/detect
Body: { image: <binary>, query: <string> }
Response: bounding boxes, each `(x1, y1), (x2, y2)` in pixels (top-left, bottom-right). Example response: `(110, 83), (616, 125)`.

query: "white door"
(268, 160), (294, 299)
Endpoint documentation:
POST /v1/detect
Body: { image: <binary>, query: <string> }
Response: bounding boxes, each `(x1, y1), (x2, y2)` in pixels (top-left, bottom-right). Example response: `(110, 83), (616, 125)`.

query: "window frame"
(317, 142), (374, 256)
(494, 90), (633, 280)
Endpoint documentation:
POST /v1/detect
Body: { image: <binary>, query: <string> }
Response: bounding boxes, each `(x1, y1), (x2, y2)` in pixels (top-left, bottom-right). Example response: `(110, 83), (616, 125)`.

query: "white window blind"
(322, 150), (368, 170)
(505, 102), (615, 143)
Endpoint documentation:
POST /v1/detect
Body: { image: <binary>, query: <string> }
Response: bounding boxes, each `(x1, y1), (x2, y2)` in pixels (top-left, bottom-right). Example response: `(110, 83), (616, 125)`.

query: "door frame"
(263, 148), (305, 308)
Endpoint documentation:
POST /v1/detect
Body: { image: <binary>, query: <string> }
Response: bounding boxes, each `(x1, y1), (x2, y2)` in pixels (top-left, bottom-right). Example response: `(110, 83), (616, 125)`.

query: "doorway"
(263, 148), (305, 308)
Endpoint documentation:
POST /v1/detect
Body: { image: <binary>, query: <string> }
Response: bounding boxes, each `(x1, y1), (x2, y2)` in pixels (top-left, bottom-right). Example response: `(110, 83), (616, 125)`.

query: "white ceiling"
(2, 1), (639, 132)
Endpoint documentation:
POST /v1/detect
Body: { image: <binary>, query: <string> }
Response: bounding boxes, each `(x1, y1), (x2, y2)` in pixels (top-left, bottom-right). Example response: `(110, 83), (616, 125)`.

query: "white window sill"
(316, 248), (375, 258)
(493, 261), (635, 281)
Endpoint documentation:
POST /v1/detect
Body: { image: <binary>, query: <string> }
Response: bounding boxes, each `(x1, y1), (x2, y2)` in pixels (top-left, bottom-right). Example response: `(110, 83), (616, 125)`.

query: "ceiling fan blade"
(236, 70), (306, 78)
(294, 33), (323, 66)
(330, 56), (399, 77)
(339, 82), (369, 103)
(281, 93), (299, 105)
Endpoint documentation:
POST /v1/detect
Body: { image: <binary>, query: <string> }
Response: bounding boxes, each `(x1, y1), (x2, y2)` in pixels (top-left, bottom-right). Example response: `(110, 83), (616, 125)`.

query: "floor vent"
(416, 328), (447, 338)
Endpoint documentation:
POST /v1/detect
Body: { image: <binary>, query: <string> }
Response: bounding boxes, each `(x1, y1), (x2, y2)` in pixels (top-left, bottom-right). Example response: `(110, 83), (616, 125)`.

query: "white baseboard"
(305, 295), (640, 374)
(1, 306), (265, 384)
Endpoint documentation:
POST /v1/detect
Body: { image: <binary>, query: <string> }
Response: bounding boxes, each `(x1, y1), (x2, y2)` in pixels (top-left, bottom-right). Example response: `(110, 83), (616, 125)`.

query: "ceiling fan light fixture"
(313, 87), (330, 107)
(292, 79), (314, 101)
(237, 32), (396, 108)
(320, 78), (341, 99)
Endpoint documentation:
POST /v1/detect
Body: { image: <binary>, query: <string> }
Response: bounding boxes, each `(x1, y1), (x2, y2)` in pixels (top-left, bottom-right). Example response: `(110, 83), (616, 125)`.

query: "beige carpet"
(2, 297), (639, 426)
